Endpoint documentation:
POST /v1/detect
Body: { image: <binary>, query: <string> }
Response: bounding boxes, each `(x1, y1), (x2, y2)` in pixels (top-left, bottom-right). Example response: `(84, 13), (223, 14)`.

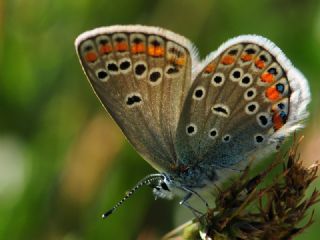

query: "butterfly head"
(151, 173), (175, 200)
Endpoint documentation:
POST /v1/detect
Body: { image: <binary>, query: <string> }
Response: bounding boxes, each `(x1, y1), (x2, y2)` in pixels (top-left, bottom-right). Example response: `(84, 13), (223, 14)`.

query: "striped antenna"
(102, 173), (164, 219)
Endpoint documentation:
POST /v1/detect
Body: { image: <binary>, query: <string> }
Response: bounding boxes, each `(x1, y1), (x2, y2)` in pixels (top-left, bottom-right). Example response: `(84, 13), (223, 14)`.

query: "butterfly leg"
(179, 192), (203, 216)
(179, 192), (192, 205)
(181, 186), (209, 208)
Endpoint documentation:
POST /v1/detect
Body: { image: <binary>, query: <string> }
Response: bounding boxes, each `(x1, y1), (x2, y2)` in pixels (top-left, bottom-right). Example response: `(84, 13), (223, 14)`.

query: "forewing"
(75, 25), (197, 171)
(175, 35), (310, 168)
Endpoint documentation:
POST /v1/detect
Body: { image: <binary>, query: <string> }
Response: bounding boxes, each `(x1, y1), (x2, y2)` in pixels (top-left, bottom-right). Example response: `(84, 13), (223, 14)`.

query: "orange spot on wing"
(255, 59), (265, 69)
(221, 55), (235, 65)
(241, 54), (253, 62)
(115, 42), (128, 51)
(85, 52), (97, 63)
(261, 73), (275, 83)
(204, 63), (216, 73)
(100, 44), (112, 54)
(154, 46), (165, 57)
(168, 56), (185, 66)
(265, 86), (281, 101)
(175, 57), (186, 66)
(131, 43), (145, 54)
(148, 46), (154, 55)
(148, 46), (164, 57)
(272, 113), (284, 130)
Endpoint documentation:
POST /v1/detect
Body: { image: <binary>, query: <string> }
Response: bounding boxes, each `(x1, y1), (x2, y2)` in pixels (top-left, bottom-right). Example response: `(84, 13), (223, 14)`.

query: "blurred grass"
(0, 0), (320, 239)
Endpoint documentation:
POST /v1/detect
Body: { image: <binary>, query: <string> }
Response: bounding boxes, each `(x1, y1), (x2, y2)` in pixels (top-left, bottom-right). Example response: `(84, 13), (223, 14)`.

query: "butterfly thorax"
(172, 162), (218, 187)
(153, 163), (217, 197)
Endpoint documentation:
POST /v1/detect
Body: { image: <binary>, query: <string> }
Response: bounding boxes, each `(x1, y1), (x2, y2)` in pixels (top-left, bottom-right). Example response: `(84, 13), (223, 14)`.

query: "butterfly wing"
(175, 35), (310, 168)
(75, 25), (198, 171)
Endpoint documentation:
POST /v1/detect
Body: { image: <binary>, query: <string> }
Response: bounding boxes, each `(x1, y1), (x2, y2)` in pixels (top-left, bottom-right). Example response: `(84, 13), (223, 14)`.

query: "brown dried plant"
(163, 137), (320, 240)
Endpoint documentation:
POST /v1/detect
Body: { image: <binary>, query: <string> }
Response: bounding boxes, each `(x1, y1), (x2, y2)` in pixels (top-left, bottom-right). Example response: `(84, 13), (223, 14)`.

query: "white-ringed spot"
(211, 73), (225, 87)
(244, 87), (257, 101)
(230, 68), (243, 82)
(208, 128), (219, 139)
(192, 86), (206, 100)
(239, 73), (253, 87)
(256, 112), (271, 128)
(133, 61), (148, 79)
(165, 64), (180, 78)
(95, 68), (109, 82)
(106, 60), (119, 75)
(211, 104), (230, 118)
(125, 93), (142, 108)
(245, 102), (259, 115)
(186, 123), (197, 136)
(148, 68), (163, 86)
(222, 134), (231, 143)
(254, 134), (265, 144)
(119, 58), (132, 74)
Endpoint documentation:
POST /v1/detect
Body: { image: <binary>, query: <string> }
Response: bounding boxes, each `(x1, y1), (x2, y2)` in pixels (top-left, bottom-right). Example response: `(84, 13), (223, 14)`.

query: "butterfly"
(75, 25), (310, 218)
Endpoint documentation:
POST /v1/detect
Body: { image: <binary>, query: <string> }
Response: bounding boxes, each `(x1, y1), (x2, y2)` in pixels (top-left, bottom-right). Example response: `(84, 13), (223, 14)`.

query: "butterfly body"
(75, 25), (310, 217)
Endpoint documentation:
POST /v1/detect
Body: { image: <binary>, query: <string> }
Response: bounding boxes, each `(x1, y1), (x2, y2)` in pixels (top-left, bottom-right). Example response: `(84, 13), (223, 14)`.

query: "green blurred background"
(1, 0), (320, 239)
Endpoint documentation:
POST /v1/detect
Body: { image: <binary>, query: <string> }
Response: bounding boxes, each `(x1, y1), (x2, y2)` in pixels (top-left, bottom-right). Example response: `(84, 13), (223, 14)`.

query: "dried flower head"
(163, 136), (320, 240)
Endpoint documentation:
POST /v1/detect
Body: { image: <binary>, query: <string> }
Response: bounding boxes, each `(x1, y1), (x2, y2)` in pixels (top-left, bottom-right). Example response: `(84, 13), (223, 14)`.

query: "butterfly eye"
(161, 182), (170, 191)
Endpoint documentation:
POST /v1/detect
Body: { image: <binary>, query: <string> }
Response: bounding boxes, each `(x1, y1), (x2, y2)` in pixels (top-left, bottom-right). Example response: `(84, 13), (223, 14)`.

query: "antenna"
(102, 173), (164, 219)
